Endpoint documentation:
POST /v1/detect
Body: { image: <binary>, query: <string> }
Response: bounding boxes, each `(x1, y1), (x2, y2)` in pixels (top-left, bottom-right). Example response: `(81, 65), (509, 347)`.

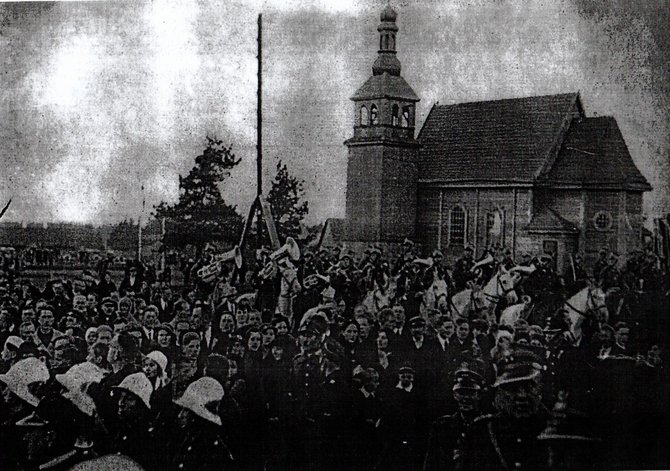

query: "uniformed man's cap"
(599, 248), (607, 255)
(408, 316), (426, 328)
(318, 247), (329, 255)
(403, 238), (414, 246)
(398, 363), (415, 375)
(471, 318), (488, 331)
(339, 251), (354, 261)
(493, 347), (543, 387)
(541, 253), (553, 262)
(297, 323), (319, 337)
(432, 250), (443, 258)
(453, 365), (484, 392)
(101, 297), (116, 307)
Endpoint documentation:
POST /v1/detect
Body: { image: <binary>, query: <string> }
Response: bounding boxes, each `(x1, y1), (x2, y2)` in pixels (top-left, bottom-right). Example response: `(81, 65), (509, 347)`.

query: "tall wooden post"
(256, 14), (263, 244)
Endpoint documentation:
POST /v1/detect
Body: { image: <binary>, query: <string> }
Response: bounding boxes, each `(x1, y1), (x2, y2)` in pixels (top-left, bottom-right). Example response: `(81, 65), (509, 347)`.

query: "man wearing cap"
(593, 249), (608, 280)
(423, 365), (484, 471)
(403, 316), (439, 387)
(378, 362), (426, 471)
(461, 347), (547, 470)
(316, 338), (351, 471)
(98, 297), (118, 325)
(292, 322), (324, 420)
(89, 332), (140, 430)
(598, 252), (621, 292)
(523, 254), (562, 326)
(453, 247), (476, 292)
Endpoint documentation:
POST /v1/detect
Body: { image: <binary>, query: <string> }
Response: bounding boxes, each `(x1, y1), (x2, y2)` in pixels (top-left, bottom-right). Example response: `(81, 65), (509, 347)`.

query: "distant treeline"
(0, 219), (162, 251)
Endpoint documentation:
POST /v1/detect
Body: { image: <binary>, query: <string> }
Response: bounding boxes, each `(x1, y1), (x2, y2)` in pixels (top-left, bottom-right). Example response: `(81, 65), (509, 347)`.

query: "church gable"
(417, 93), (582, 184)
(537, 116), (652, 191)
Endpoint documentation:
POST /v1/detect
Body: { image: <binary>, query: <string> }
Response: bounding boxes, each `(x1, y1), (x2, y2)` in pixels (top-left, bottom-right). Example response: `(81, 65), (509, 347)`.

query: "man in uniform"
(563, 253), (588, 295)
(423, 365), (484, 471)
(171, 377), (234, 471)
(461, 347), (547, 470)
(291, 322), (324, 469)
(316, 338), (351, 471)
(599, 252), (622, 320)
(453, 246), (476, 292)
(593, 249), (608, 279)
(523, 254), (562, 326)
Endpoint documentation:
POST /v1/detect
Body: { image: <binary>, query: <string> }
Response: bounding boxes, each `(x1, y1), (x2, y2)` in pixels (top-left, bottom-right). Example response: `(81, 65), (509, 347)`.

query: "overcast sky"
(1, 0), (668, 225)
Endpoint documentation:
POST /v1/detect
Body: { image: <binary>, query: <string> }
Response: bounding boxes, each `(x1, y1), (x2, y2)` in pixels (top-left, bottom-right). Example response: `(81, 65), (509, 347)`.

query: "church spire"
(372, 4), (401, 76)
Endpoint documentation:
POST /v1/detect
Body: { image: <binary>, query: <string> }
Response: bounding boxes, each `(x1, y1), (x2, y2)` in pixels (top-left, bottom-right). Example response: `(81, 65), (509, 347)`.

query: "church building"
(334, 5), (652, 272)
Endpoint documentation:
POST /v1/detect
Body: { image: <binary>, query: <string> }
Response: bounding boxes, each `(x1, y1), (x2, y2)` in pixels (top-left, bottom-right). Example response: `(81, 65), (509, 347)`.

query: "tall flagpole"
(138, 184), (145, 261)
(256, 14), (263, 243)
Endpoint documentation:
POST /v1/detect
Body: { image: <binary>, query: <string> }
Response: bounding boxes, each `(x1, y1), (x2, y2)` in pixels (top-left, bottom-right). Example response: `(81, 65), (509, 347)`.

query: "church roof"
(351, 72), (420, 102)
(527, 207), (579, 234)
(418, 93), (579, 183)
(537, 116), (651, 191)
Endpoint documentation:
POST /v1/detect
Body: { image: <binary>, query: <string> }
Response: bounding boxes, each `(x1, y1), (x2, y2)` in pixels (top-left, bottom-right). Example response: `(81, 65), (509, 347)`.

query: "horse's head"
(497, 265), (521, 304)
(586, 284), (608, 322)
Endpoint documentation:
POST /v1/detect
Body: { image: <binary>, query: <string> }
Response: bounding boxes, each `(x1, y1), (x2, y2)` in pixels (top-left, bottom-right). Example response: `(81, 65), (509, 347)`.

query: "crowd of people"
(0, 238), (668, 470)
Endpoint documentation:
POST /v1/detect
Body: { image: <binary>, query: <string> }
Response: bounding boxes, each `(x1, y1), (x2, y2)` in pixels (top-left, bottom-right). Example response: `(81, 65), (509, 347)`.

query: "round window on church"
(593, 211), (612, 231)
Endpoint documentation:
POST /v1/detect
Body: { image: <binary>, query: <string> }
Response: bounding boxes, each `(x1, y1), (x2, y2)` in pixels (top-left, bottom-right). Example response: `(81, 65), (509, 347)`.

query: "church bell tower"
(344, 5), (420, 245)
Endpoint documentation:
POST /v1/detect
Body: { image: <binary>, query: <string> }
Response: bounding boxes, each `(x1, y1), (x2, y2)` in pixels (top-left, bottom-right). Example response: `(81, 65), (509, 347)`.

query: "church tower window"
(449, 206), (466, 246)
(370, 105), (379, 125)
(392, 104), (399, 126)
(401, 106), (410, 127)
(360, 105), (369, 126)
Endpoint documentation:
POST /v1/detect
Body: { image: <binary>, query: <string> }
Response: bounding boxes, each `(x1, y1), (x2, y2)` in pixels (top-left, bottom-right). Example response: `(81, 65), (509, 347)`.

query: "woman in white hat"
(171, 377), (233, 471)
(143, 350), (171, 414)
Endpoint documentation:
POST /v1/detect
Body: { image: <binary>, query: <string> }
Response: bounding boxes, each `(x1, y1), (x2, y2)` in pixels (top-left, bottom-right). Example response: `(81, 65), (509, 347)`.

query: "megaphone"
(269, 237), (300, 262)
(197, 245), (243, 281)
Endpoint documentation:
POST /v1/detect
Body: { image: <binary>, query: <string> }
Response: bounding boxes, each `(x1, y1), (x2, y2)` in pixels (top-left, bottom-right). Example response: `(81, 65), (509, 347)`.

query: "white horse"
(450, 265), (522, 320)
(499, 295), (533, 327)
(362, 273), (397, 315)
(421, 277), (449, 315)
(564, 284), (608, 345)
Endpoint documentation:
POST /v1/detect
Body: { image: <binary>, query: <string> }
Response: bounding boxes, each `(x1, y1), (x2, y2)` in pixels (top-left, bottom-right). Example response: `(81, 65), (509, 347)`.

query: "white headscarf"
(145, 351), (169, 389)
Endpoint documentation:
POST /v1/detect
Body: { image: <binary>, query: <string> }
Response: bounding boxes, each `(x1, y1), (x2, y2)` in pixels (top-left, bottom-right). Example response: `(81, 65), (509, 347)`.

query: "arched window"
(360, 105), (369, 126)
(449, 206), (466, 246)
(392, 104), (399, 126)
(401, 106), (410, 127)
(370, 105), (379, 125)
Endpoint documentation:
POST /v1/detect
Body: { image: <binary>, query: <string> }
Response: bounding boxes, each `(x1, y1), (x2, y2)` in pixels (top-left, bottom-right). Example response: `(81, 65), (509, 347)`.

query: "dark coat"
(461, 414), (546, 471)
(169, 419), (234, 471)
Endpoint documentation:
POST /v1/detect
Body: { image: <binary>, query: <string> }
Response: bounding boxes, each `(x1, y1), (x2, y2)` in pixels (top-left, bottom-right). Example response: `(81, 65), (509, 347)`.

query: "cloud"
(0, 0), (667, 225)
